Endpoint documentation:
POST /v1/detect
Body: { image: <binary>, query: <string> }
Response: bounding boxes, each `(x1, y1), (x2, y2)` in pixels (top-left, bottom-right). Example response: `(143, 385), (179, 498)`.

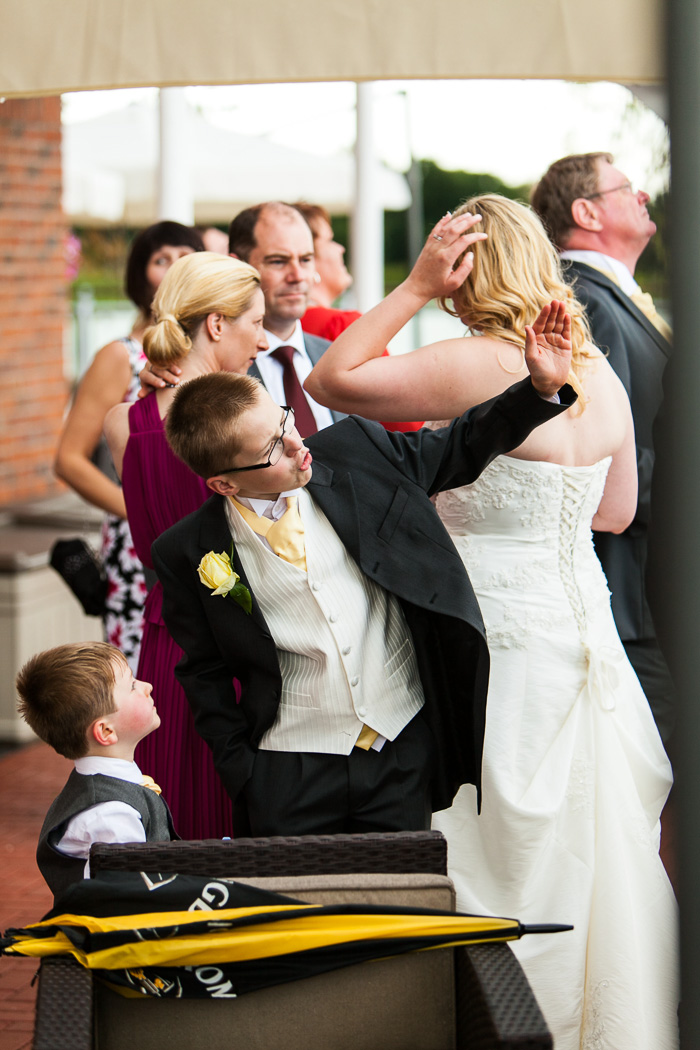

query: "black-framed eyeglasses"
(215, 406), (295, 474)
(583, 181), (636, 200)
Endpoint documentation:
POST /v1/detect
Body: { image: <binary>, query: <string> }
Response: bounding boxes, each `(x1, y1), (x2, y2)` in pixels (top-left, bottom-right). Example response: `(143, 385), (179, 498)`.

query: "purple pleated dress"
(123, 393), (234, 839)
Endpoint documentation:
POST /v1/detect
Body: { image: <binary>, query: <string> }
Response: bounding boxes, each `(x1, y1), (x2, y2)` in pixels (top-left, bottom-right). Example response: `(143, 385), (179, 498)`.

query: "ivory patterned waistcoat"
(225, 489), (424, 754)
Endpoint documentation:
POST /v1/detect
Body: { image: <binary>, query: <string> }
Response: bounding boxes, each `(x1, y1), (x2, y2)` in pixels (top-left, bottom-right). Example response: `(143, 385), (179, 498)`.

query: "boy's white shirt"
(56, 756), (147, 878)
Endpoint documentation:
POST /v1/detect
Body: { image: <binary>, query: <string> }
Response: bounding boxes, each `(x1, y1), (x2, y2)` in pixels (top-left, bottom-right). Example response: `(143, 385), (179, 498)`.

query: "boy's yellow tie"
(230, 496), (307, 571)
(140, 775), (162, 795)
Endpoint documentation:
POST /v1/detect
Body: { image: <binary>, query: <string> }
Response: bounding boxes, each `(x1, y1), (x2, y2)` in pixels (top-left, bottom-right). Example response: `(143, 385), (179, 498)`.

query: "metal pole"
(352, 82), (384, 312)
(158, 88), (194, 224)
(666, 0), (700, 1044)
(398, 89), (424, 347)
(75, 286), (94, 378)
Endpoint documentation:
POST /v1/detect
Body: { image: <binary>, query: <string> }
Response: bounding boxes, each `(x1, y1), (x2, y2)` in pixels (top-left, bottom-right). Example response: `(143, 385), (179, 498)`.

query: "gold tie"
(140, 775), (162, 795)
(230, 496), (307, 571)
(592, 264), (672, 344)
(355, 724), (379, 750)
(628, 290), (673, 343)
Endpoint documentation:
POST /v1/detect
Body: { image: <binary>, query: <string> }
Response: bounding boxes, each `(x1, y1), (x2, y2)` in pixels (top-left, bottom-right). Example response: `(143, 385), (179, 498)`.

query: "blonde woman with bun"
(55, 221), (204, 672)
(104, 252), (266, 838)
(306, 198), (677, 1050)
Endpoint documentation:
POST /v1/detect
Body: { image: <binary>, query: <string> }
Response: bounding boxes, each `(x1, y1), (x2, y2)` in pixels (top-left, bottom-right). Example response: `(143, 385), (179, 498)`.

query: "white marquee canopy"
(2, 0), (663, 99)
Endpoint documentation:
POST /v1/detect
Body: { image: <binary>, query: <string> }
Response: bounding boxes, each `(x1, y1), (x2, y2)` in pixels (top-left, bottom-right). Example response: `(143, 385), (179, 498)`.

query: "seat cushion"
(95, 873), (457, 1050)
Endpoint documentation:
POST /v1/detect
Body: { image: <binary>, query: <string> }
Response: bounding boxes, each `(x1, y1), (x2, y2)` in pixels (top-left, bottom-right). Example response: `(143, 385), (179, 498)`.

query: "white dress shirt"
(560, 249), (639, 296)
(56, 756), (147, 878)
(256, 320), (335, 431)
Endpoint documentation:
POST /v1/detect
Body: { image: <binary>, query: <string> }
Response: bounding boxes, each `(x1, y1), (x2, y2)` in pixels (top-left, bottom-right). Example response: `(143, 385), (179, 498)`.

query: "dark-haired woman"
(54, 222), (203, 671)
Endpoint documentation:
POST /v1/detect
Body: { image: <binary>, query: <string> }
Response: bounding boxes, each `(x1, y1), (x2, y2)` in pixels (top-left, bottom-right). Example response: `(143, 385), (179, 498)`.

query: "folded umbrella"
(1, 871), (571, 1000)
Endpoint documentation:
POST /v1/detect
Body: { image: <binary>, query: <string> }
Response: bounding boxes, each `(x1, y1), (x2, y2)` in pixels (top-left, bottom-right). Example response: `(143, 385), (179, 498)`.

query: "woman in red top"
(295, 202), (423, 433)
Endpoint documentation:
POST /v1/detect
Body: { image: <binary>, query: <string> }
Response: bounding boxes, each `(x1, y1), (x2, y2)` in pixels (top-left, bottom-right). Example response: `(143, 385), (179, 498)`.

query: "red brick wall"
(0, 96), (67, 508)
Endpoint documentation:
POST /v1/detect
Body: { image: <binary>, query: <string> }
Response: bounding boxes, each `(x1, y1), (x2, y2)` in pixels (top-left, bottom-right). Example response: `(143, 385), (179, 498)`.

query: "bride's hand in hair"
(403, 212), (487, 304)
(524, 300), (572, 398)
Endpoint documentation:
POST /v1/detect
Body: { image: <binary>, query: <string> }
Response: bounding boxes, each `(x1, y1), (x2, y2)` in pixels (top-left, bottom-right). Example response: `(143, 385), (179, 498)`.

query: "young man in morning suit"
(151, 215), (575, 837)
(532, 153), (675, 744)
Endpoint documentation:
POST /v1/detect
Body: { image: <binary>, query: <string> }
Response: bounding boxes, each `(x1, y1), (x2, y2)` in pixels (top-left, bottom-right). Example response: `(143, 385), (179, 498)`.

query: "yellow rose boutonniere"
(197, 550), (252, 614)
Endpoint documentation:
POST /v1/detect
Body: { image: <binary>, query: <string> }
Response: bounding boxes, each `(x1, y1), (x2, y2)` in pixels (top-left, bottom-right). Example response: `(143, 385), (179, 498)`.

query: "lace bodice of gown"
(434, 455), (612, 649)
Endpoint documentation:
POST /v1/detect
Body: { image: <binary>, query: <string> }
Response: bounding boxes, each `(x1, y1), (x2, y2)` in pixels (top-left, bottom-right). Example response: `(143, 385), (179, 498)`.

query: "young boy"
(16, 641), (177, 901)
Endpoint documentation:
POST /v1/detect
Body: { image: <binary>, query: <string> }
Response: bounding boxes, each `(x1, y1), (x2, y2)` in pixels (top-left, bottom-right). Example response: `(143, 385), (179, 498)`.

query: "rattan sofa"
(33, 831), (552, 1050)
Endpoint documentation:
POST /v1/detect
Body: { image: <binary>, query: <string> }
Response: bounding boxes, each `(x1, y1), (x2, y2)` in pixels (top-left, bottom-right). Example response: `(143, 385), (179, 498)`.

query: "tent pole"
(158, 88), (194, 224)
(667, 0), (700, 1044)
(352, 82), (384, 312)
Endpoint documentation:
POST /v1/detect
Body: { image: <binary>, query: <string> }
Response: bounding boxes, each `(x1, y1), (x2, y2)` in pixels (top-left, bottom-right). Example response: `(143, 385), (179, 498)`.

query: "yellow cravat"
(140, 775), (162, 795)
(593, 264), (672, 344)
(628, 290), (673, 344)
(354, 724), (379, 750)
(230, 495), (307, 571)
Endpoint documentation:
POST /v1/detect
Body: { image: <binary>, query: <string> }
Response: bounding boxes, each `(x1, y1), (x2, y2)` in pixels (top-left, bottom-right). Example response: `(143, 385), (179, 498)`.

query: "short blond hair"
(16, 643), (125, 759)
(143, 252), (261, 368)
(439, 194), (595, 399)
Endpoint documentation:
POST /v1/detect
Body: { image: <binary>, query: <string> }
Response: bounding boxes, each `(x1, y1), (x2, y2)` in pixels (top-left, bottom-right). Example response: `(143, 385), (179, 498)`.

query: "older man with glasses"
(532, 153), (675, 748)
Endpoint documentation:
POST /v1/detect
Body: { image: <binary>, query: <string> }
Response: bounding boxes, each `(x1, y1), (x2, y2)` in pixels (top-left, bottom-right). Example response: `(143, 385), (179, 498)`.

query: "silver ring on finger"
(433, 234), (443, 241)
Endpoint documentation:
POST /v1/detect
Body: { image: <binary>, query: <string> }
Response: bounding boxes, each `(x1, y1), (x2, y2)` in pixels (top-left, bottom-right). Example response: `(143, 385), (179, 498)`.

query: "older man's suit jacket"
(248, 332), (346, 425)
(566, 261), (672, 643)
(153, 379), (574, 818)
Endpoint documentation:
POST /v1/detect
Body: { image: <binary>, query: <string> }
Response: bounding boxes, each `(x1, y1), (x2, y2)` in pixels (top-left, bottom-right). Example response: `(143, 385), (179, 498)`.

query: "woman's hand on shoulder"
(138, 359), (182, 398)
(524, 300), (572, 398)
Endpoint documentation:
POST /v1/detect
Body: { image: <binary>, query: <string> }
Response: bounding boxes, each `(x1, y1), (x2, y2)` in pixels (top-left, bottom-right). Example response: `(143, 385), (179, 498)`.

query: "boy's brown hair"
(16, 642), (126, 759)
(165, 371), (262, 479)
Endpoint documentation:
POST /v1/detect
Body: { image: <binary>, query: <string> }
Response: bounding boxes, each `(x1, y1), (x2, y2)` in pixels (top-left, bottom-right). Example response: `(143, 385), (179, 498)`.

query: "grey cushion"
(95, 874), (457, 1050)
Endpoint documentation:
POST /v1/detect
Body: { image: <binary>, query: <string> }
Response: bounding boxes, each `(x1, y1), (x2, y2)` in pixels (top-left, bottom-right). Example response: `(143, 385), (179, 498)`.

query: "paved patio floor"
(0, 742), (71, 1050)
(0, 737), (677, 1050)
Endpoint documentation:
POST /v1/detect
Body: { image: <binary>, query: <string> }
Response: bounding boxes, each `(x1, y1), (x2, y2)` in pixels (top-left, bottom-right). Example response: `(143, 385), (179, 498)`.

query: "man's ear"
(207, 474), (240, 497)
(570, 197), (604, 233)
(91, 717), (118, 748)
(229, 251), (240, 260)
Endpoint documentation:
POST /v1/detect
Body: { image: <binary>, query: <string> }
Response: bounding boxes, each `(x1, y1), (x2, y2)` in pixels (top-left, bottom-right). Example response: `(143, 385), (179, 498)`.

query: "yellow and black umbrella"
(1, 871), (571, 999)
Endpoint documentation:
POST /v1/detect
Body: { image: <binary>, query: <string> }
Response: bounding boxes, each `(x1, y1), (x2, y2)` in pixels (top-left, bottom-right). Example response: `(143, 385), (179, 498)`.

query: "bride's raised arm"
(304, 213), (490, 421)
(305, 213), (573, 421)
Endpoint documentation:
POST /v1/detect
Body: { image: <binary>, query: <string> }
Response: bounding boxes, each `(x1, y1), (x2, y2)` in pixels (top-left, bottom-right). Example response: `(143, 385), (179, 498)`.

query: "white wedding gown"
(431, 455), (678, 1050)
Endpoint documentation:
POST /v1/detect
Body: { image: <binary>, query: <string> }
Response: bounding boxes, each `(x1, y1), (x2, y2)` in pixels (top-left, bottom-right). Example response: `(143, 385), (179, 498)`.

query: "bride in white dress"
(306, 197), (678, 1050)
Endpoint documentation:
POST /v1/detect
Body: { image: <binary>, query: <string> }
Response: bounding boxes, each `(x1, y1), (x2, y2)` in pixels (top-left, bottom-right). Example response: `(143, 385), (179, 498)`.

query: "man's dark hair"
(125, 221), (205, 315)
(531, 152), (613, 249)
(228, 204), (266, 260)
(228, 202), (313, 259)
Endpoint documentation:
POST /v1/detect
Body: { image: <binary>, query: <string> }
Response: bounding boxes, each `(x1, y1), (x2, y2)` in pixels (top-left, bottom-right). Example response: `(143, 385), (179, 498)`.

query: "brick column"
(0, 97), (67, 508)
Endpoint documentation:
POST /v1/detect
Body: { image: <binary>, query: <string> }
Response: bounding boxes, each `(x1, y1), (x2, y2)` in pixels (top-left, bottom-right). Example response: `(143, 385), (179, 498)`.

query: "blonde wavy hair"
(439, 194), (596, 403)
(143, 252), (261, 368)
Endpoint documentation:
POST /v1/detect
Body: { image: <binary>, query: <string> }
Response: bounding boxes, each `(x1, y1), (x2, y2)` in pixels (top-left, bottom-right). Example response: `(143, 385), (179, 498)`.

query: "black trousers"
(623, 637), (676, 750)
(243, 713), (436, 836)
